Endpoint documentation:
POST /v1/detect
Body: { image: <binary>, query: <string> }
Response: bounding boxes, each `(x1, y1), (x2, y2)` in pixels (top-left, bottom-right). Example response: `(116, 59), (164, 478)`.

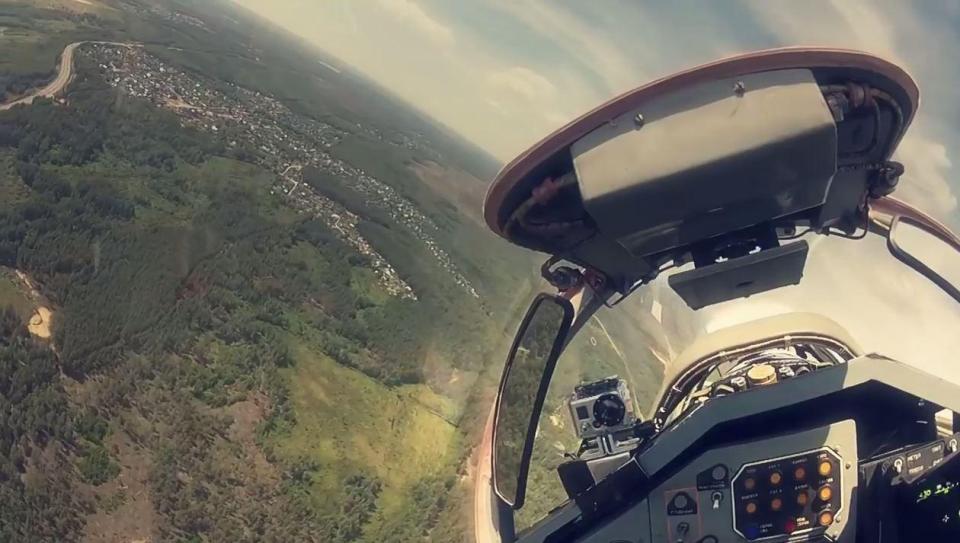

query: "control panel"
(887, 435), (959, 483)
(571, 420), (858, 543)
(732, 448), (843, 540)
(649, 421), (856, 543)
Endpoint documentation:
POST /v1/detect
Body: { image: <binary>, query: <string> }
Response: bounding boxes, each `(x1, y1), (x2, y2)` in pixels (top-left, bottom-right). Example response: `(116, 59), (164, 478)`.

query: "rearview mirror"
(493, 294), (574, 509)
(889, 215), (960, 303)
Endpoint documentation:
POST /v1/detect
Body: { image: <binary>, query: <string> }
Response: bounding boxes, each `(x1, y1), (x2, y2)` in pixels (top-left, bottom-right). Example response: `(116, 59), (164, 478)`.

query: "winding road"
(0, 42), (80, 111)
(0, 41), (136, 111)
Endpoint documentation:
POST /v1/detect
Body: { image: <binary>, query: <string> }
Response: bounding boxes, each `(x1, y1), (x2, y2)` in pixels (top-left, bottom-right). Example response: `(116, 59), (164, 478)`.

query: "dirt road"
(1, 41), (136, 111)
(474, 405), (498, 543)
(0, 42), (80, 111)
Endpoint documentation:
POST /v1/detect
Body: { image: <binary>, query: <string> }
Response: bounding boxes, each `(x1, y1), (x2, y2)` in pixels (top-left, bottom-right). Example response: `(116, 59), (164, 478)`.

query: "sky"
(237, 0), (960, 226)
(231, 1), (960, 379)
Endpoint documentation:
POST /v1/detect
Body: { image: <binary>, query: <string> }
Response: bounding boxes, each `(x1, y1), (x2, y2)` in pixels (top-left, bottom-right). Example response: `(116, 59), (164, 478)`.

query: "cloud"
(378, 0), (454, 46)
(826, 0), (901, 60)
(338, 2), (360, 34)
(487, 0), (646, 95)
(477, 66), (578, 149)
(742, 0), (959, 222)
(237, 0), (960, 204)
(484, 98), (505, 114)
(894, 134), (958, 216)
(543, 111), (569, 127)
(485, 66), (556, 101)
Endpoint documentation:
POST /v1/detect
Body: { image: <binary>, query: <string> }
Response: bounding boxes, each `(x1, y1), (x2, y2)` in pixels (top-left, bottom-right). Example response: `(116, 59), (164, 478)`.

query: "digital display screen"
(898, 454), (960, 539)
(576, 406), (590, 420)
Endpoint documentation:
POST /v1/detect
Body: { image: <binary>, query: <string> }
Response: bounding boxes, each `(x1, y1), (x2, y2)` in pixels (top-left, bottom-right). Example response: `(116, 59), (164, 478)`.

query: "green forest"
(0, 1), (535, 541)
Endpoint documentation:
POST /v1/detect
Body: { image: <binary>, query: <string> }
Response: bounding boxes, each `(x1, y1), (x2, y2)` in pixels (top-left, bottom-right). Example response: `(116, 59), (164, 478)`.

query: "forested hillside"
(0, 1), (535, 541)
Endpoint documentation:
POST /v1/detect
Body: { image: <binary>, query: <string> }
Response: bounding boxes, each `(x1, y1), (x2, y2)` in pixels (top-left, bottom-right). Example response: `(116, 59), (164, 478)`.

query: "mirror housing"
(888, 215), (960, 303)
(493, 293), (574, 510)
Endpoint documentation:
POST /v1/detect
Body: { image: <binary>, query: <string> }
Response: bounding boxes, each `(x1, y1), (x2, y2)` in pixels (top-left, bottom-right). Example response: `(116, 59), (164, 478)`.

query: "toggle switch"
(711, 491), (724, 510)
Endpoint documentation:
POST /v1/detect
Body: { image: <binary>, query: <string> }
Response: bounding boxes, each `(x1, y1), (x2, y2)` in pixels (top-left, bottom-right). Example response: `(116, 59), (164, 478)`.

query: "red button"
(784, 518), (797, 534)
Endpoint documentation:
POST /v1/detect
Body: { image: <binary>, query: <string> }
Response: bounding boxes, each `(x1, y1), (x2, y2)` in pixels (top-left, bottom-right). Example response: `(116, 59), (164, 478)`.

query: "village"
(84, 43), (480, 300)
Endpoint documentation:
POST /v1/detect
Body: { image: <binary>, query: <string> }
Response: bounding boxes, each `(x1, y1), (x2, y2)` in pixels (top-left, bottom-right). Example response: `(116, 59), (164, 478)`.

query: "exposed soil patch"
(80, 431), (156, 543)
(223, 392), (278, 485)
(10, 269), (56, 340)
(28, 306), (53, 338)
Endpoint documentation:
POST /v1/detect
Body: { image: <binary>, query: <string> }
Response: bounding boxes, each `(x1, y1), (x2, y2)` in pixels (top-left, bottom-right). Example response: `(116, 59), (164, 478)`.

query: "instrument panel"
(573, 420), (858, 543)
(651, 420), (856, 542)
(731, 448), (843, 540)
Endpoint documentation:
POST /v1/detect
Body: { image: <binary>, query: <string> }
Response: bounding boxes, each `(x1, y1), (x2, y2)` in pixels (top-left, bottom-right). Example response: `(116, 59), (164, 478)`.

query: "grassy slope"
(273, 345), (460, 512)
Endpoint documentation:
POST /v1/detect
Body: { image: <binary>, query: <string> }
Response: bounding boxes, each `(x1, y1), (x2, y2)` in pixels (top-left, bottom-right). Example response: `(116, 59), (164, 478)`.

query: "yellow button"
(746, 501), (758, 514)
(819, 511), (834, 526)
(770, 471), (783, 486)
(794, 466), (807, 481)
(770, 497), (783, 511)
(818, 486), (833, 502)
(797, 492), (809, 506)
(744, 477), (756, 491)
(818, 461), (832, 477)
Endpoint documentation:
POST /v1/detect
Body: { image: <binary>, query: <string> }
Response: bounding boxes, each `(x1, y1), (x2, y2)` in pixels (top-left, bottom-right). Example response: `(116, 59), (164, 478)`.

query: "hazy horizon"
(236, 0), (959, 227)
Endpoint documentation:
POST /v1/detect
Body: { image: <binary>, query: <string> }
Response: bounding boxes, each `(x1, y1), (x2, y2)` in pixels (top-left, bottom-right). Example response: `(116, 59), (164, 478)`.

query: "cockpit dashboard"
(519, 355), (960, 543)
